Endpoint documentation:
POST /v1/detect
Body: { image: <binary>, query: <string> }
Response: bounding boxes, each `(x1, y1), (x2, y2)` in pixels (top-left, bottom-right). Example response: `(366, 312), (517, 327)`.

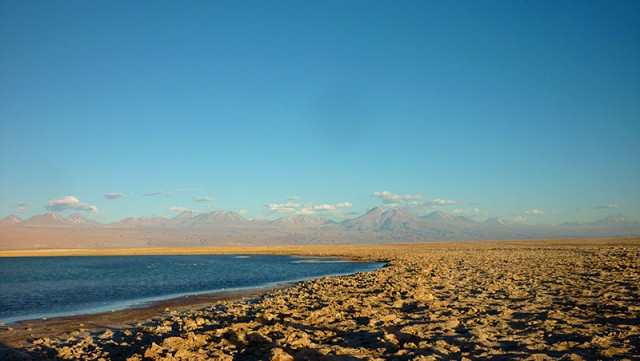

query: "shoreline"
(2, 238), (639, 360)
(0, 244), (377, 259)
(0, 236), (633, 258)
(0, 281), (299, 326)
(0, 282), (293, 349)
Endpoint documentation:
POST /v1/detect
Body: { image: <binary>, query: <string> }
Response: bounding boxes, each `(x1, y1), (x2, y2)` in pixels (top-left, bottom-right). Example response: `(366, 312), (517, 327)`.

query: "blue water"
(0, 255), (383, 324)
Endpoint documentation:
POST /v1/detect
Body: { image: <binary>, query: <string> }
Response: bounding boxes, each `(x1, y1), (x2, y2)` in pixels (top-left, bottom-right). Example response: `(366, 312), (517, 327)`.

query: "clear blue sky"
(1, 0), (639, 224)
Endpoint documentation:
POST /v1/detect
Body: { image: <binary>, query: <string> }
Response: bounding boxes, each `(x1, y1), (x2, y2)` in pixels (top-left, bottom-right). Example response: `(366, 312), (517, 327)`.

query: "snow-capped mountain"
(1, 215), (23, 225)
(66, 213), (100, 226)
(20, 212), (74, 226)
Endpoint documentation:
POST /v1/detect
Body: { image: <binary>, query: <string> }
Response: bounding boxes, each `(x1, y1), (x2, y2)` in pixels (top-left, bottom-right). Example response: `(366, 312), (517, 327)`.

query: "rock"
(269, 347), (294, 361)
(98, 329), (115, 340)
(143, 342), (165, 358)
(247, 331), (272, 345)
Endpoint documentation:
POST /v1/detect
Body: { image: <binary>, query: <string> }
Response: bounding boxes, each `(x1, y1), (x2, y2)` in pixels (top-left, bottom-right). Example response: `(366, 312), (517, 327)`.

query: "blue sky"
(1, 1), (639, 224)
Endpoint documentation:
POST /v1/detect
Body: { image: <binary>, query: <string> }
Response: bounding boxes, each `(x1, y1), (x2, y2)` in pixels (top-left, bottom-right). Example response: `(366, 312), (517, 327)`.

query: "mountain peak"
(174, 210), (200, 219)
(67, 212), (88, 221)
(210, 210), (247, 221)
(21, 212), (71, 226)
(3, 215), (23, 223)
(484, 217), (511, 226)
(365, 206), (385, 215)
(424, 210), (456, 222)
(189, 210), (249, 226)
(270, 215), (329, 227)
(341, 206), (425, 232)
(1, 214), (23, 226)
(590, 215), (635, 227)
(66, 213), (100, 226)
(603, 215), (630, 223)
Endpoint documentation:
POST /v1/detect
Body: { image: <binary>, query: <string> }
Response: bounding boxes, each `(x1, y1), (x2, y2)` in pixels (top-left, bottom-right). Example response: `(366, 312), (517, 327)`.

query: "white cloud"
(372, 190), (465, 216)
(372, 191), (423, 204)
(513, 215), (527, 222)
(142, 192), (170, 197)
(104, 192), (124, 200)
(313, 204), (336, 211)
(46, 196), (97, 213)
(11, 202), (28, 213)
(299, 207), (317, 215)
(266, 200), (353, 218)
(372, 191), (459, 207)
(452, 208), (487, 217)
(592, 204), (619, 209)
(170, 207), (203, 214)
(372, 190), (394, 199)
(238, 209), (248, 214)
(287, 195), (302, 200)
(193, 196), (216, 202)
(424, 199), (461, 206)
(142, 189), (200, 197)
(267, 202), (301, 214)
(170, 206), (190, 213)
(524, 209), (545, 215)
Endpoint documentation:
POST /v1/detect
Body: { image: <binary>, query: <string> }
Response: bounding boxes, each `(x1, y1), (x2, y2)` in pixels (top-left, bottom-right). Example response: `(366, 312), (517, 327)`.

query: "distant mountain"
(341, 206), (385, 231)
(269, 216), (329, 227)
(22, 212), (69, 226)
(378, 208), (427, 231)
(66, 213), (100, 226)
(560, 221), (582, 227)
(1, 215), (23, 225)
(192, 210), (249, 227)
(18, 212), (102, 227)
(3, 209), (638, 249)
(341, 207), (426, 232)
(175, 210), (201, 219)
(106, 210), (251, 229)
(20, 212), (72, 226)
(454, 215), (478, 224)
(209, 210), (248, 223)
(165, 211), (202, 227)
(484, 217), (512, 226)
(110, 216), (169, 228)
(557, 215), (639, 228)
(423, 210), (456, 222)
(589, 215), (637, 227)
(423, 211), (477, 224)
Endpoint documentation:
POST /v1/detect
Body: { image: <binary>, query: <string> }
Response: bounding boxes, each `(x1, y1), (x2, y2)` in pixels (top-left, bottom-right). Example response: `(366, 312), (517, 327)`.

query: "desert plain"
(1, 238), (639, 360)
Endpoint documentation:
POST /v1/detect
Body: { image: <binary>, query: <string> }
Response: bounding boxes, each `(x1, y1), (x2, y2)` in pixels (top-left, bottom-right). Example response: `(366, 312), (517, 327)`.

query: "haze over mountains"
(1, 207), (638, 250)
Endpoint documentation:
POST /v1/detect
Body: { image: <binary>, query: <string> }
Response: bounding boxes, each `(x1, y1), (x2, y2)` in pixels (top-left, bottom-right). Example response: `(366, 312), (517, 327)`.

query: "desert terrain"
(1, 238), (638, 360)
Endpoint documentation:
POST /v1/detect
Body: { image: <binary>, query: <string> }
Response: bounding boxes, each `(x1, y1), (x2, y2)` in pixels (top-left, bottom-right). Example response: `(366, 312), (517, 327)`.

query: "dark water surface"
(0, 254), (383, 324)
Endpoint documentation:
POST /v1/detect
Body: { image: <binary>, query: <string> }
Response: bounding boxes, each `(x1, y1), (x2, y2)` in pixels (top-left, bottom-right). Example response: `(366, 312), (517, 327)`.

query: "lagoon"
(0, 254), (383, 324)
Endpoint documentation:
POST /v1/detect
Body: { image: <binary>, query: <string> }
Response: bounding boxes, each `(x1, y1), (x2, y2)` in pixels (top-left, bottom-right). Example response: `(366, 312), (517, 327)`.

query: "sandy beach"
(1, 238), (638, 360)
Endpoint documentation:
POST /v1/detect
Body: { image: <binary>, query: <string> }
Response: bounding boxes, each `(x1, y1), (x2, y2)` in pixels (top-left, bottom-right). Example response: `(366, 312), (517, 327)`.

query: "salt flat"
(1, 238), (638, 360)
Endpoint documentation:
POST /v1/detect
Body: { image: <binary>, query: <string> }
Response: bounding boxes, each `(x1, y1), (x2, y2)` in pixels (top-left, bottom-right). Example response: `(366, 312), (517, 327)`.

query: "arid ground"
(1, 238), (638, 360)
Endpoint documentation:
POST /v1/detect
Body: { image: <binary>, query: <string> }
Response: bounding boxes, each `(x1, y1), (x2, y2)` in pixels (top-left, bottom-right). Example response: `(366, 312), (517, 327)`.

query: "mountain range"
(2, 207), (638, 238)
(5, 212), (101, 227)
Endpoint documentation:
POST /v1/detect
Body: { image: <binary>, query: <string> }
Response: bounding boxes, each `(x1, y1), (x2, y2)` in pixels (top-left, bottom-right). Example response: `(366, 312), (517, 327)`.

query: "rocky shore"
(1, 238), (639, 360)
